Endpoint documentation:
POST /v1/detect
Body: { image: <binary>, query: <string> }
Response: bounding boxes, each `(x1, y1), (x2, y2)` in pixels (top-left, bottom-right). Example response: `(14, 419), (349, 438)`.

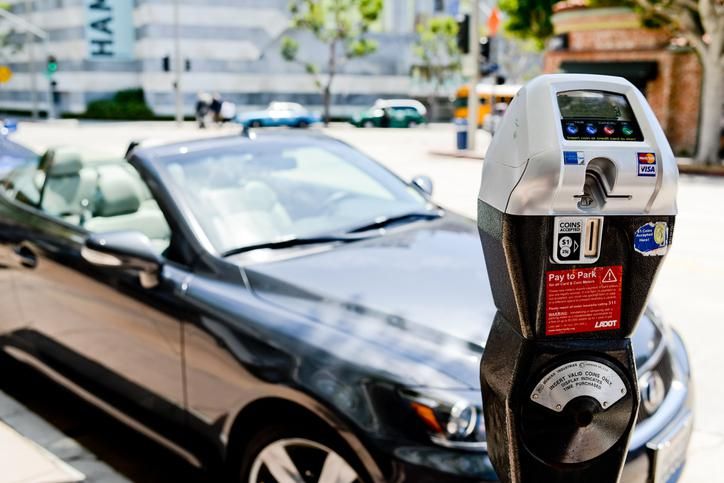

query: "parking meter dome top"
(478, 74), (677, 217)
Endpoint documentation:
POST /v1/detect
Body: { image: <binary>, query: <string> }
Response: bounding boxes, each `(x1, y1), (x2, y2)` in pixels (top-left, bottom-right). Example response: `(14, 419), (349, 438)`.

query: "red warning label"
(545, 265), (623, 336)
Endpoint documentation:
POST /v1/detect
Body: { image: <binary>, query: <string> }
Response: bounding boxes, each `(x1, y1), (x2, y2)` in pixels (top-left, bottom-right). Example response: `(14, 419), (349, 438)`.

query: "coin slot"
(584, 218), (601, 258)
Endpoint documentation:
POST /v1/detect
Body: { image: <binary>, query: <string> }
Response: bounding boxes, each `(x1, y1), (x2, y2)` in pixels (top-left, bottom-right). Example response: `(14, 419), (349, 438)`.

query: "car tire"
(362, 121), (375, 128)
(250, 120), (262, 128)
(297, 120), (309, 128)
(407, 121), (418, 128)
(238, 423), (369, 483)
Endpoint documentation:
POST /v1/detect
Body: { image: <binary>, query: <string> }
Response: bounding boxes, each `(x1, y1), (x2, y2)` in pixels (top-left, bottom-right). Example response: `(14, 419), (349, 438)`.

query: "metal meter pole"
(465, 1), (480, 152)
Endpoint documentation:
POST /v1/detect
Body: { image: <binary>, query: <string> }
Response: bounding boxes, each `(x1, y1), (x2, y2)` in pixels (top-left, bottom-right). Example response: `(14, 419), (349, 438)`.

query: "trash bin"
(455, 118), (468, 150)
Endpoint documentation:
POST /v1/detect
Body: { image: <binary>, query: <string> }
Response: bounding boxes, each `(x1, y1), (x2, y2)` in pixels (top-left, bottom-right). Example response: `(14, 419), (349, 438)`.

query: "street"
(4, 120), (724, 482)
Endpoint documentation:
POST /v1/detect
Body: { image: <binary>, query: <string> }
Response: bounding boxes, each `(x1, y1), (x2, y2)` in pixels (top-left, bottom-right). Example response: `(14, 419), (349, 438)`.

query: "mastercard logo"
(638, 152), (656, 164)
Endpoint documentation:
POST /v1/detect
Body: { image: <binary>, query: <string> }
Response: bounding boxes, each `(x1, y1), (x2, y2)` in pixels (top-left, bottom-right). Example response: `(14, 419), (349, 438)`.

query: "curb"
(677, 163), (724, 177)
(428, 149), (485, 160)
(0, 390), (130, 483)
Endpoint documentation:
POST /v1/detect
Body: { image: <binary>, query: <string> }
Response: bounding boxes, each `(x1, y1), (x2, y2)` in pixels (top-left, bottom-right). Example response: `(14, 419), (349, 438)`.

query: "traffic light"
(46, 55), (58, 77)
(456, 14), (470, 54)
(480, 37), (490, 62)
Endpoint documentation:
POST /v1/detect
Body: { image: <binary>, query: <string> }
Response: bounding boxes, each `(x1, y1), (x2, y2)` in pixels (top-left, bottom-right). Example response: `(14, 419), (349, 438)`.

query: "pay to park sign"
(85, 0), (134, 61)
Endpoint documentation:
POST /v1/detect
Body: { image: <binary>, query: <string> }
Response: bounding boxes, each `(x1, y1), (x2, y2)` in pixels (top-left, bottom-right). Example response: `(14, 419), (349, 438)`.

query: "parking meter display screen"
(558, 90), (643, 141)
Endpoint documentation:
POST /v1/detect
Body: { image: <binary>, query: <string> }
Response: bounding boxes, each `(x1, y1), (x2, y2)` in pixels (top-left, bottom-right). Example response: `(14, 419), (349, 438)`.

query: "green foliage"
(282, 0), (382, 66)
(498, 0), (558, 49)
(412, 15), (462, 89)
(84, 89), (154, 120)
(281, 36), (299, 61)
(500, 0), (696, 49)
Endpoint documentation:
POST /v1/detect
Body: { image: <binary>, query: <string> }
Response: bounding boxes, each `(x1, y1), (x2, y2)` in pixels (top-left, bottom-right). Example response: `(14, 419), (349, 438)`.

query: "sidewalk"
(0, 423), (84, 483)
(0, 390), (127, 483)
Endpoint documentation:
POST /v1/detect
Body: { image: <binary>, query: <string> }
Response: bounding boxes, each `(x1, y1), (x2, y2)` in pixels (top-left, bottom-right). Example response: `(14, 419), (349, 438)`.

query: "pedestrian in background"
(195, 92), (212, 128)
(210, 93), (223, 124)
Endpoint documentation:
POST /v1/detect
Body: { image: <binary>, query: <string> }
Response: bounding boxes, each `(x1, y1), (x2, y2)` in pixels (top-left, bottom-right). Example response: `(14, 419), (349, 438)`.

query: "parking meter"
(477, 74), (677, 482)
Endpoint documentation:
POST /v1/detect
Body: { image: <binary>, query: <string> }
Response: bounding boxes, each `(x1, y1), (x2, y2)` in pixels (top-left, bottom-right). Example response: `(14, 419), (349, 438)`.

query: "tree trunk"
(323, 40), (337, 127)
(695, 54), (723, 165)
(323, 84), (331, 127)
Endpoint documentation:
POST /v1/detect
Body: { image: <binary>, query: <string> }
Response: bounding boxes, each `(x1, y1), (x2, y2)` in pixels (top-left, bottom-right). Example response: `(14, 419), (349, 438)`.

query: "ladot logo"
(594, 320), (618, 329)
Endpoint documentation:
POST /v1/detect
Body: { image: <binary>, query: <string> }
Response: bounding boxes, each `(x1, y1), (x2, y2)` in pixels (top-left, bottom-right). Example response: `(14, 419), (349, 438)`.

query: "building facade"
(3, 0), (463, 117)
(544, 4), (702, 155)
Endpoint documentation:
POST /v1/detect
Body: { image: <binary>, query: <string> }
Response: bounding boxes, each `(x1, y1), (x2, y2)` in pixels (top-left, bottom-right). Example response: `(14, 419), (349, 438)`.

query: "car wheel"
(250, 120), (262, 128)
(240, 424), (366, 483)
(362, 120), (375, 128)
(407, 120), (418, 128)
(297, 120), (309, 128)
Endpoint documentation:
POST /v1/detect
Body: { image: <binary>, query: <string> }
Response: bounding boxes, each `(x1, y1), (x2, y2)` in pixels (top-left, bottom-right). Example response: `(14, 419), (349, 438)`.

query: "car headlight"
(404, 394), (487, 450)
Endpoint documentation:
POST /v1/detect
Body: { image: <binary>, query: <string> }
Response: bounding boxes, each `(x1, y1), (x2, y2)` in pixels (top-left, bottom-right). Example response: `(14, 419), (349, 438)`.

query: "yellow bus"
(453, 83), (522, 126)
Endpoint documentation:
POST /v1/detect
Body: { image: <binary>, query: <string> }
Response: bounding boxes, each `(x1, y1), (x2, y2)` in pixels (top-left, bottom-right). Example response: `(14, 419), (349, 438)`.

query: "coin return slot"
(584, 218), (601, 258)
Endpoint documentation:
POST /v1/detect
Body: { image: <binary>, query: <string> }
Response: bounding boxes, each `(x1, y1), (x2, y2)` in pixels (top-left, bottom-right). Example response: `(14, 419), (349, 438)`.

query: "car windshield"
(157, 138), (431, 254)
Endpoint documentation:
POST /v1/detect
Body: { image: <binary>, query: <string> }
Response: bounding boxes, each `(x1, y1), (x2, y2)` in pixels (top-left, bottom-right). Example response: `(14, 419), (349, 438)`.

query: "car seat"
(40, 151), (97, 224)
(84, 165), (171, 253)
(204, 181), (293, 249)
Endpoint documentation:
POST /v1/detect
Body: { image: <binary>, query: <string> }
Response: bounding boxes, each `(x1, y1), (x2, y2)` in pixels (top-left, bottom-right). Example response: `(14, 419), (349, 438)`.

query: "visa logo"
(639, 165), (656, 176)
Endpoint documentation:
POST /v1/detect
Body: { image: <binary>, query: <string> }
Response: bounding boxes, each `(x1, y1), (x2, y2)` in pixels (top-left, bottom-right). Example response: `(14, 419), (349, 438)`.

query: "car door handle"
(13, 245), (37, 269)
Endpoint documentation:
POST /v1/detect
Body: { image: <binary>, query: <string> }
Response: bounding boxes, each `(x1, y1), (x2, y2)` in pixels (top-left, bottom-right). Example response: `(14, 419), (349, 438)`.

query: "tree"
(0, 8), (21, 64)
(499, 0), (723, 165)
(629, 0), (722, 165)
(412, 15), (462, 120)
(281, 0), (383, 125)
(498, 0), (559, 49)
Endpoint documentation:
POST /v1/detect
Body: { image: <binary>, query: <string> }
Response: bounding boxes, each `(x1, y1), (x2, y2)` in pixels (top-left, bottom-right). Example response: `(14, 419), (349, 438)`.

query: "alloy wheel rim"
(248, 437), (360, 483)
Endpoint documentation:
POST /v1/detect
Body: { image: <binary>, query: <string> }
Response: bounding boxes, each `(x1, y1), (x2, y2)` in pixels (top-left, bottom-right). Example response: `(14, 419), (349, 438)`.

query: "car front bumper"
(383, 330), (694, 482)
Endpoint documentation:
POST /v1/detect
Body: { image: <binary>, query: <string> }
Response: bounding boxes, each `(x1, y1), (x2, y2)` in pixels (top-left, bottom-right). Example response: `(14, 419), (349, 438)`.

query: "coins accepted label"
(530, 360), (627, 412)
(545, 265), (623, 335)
(552, 216), (603, 264)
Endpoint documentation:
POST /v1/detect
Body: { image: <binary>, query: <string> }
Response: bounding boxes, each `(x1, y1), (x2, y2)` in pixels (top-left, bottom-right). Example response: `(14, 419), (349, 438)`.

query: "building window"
(434, 0), (445, 12)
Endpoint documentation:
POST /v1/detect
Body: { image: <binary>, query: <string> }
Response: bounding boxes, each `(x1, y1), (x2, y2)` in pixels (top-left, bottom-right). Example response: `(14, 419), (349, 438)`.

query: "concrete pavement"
(0, 387), (126, 483)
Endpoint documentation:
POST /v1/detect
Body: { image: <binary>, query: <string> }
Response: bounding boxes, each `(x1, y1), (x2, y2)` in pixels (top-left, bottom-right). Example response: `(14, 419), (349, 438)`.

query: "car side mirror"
(81, 231), (162, 289)
(411, 175), (434, 196)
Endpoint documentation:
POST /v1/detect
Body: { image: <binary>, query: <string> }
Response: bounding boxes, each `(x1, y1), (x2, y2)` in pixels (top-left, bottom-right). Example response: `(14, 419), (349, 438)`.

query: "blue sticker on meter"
(634, 222), (668, 256)
(563, 151), (584, 165)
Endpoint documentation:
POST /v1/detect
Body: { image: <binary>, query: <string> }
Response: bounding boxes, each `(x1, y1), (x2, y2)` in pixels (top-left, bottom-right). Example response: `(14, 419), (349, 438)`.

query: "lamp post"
(465, 1), (480, 152)
(173, 0), (183, 125)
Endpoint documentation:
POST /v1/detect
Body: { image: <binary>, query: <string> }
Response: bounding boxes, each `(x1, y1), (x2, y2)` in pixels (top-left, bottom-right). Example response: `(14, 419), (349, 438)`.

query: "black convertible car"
(0, 133), (692, 482)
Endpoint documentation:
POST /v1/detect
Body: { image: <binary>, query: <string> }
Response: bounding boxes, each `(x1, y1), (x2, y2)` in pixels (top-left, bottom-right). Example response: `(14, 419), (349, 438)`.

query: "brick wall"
(568, 28), (670, 52)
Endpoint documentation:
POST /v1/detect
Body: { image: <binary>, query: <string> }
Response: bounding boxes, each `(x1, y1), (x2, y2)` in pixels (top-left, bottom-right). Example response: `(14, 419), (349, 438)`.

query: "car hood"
(240, 214), (662, 389)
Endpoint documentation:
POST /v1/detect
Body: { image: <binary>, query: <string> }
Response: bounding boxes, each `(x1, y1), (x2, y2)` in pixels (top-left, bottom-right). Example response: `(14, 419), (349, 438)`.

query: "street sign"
(0, 66), (13, 84)
(487, 7), (501, 36)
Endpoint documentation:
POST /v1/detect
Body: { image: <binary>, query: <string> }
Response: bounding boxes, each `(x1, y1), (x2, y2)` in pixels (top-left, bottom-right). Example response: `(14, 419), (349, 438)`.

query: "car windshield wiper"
(346, 210), (443, 234)
(221, 234), (368, 257)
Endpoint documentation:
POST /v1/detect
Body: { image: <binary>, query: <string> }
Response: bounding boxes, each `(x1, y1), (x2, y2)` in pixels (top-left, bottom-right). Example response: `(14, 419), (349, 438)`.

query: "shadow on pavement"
(0, 353), (206, 482)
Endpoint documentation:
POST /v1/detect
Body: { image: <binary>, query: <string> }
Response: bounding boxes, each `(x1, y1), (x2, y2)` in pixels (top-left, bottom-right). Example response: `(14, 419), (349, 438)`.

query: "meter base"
(481, 313), (640, 483)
